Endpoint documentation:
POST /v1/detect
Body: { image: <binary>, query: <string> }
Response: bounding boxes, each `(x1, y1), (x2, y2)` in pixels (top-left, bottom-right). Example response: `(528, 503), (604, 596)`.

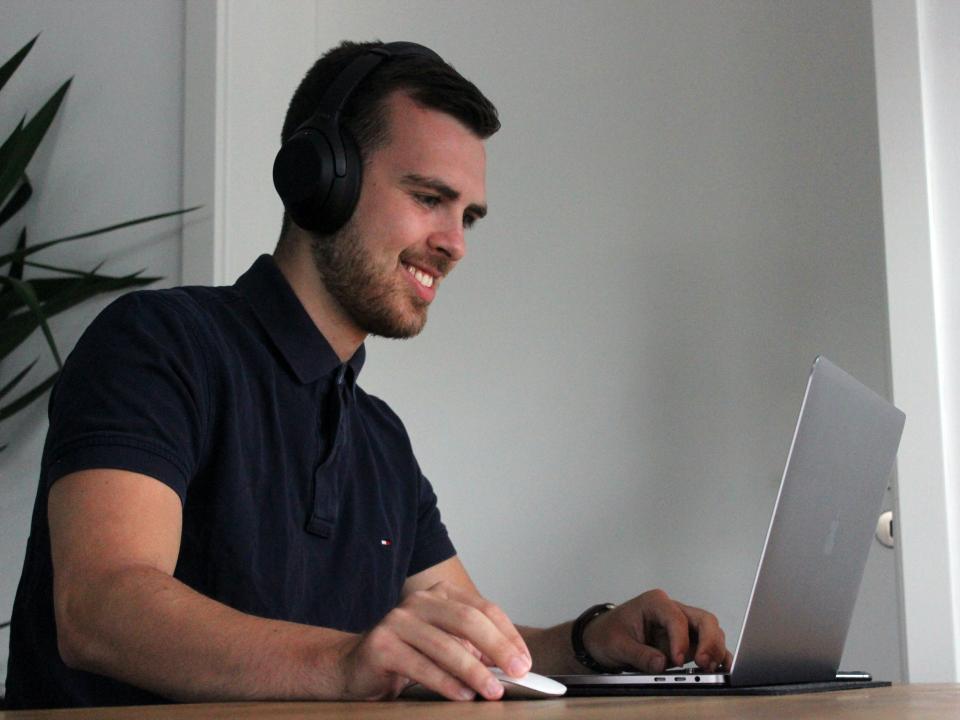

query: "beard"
(310, 218), (435, 339)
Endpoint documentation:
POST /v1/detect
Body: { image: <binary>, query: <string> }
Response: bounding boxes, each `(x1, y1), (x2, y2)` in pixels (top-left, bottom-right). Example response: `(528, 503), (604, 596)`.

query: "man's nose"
(428, 224), (466, 263)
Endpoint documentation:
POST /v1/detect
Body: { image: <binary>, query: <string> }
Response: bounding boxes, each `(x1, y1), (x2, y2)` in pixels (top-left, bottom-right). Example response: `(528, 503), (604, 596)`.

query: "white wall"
(0, 1), (185, 694)
(873, 0), (960, 681)
(190, 0), (902, 681)
(920, 0), (960, 675)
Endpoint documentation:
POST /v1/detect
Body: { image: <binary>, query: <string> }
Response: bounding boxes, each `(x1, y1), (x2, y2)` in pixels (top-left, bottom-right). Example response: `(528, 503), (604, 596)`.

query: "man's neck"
(273, 241), (365, 363)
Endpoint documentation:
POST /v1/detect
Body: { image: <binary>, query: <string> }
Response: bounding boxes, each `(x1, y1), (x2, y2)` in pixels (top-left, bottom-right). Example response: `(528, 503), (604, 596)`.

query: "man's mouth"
(403, 263), (436, 289)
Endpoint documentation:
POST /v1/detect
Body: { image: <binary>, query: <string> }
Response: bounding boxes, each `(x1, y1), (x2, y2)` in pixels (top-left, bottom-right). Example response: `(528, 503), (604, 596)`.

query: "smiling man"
(5, 41), (730, 709)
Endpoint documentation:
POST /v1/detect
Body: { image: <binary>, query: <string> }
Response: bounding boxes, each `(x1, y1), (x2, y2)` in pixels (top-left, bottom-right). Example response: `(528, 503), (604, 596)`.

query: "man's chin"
(361, 309), (429, 340)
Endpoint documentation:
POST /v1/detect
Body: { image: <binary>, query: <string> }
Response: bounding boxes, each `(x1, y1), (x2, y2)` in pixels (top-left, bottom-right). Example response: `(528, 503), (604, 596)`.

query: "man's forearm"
(518, 623), (586, 675)
(56, 564), (355, 702)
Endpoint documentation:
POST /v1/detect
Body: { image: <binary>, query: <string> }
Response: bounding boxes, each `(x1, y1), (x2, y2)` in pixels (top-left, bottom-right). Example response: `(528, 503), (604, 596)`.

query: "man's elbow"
(53, 568), (131, 673)
(54, 583), (98, 671)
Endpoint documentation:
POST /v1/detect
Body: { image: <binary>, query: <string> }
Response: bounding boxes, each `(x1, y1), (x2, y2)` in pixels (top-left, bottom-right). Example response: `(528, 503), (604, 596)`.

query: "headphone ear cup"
(316, 128), (362, 235)
(273, 128), (335, 231)
(272, 126), (362, 235)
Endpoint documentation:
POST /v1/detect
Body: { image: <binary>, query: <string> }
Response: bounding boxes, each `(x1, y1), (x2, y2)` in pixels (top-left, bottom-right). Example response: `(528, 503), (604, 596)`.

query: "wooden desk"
(2, 684), (958, 720)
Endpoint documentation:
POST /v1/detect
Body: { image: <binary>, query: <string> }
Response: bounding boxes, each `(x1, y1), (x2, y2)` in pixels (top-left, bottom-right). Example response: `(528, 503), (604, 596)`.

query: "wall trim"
(873, 0), (959, 682)
(182, 0), (228, 286)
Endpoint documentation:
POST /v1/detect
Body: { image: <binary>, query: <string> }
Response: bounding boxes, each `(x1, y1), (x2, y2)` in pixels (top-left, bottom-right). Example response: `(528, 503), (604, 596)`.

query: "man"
(5, 41), (730, 709)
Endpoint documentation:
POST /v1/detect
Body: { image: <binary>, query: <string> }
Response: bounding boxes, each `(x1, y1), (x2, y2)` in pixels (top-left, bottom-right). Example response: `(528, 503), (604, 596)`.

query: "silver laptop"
(555, 356), (905, 691)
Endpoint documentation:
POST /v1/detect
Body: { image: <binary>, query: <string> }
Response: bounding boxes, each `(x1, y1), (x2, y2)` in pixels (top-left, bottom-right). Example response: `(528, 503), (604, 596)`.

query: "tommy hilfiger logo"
(380, 539), (392, 547)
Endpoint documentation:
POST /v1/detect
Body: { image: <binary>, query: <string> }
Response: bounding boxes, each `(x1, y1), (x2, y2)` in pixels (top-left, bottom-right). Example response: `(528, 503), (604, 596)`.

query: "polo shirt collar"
(236, 254), (365, 386)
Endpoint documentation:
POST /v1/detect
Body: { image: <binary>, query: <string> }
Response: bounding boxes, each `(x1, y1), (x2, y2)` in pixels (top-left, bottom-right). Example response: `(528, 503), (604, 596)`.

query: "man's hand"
(581, 589), (732, 672)
(337, 580), (531, 701)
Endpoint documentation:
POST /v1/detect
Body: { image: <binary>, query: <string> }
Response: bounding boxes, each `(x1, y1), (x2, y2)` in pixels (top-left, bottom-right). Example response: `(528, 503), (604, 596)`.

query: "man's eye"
(415, 194), (441, 208)
(463, 214), (477, 230)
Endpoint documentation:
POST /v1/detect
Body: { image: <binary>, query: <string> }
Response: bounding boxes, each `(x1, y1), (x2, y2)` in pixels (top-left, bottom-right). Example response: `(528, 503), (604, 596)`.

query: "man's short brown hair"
(275, 40), (499, 248)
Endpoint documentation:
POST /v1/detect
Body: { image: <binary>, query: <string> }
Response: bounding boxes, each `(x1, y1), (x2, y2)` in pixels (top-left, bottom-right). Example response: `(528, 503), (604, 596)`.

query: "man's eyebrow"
(401, 173), (487, 219)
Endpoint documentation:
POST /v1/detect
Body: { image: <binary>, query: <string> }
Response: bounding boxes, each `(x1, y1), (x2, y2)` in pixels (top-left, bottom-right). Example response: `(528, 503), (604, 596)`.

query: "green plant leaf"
(0, 34), (38, 95)
(0, 369), (58, 421)
(2, 265), (150, 306)
(0, 276), (74, 320)
(24, 258), (106, 276)
(0, 260), (144, 318)
(9, 227), (28, 280)
(0, 77), (72, 210)
(0, 206), (199, 269)
(38, 269), (156, 314)
(37, 271), (158, 321)
(0, 275), (62, 367)
(0, 175), (32, 227)
(0, 271), (157, 362)
(0, 117), (26, 174)
(0, 269), (151, 320)
(0, 358), (38, 401)
(0, 310), (45, 361)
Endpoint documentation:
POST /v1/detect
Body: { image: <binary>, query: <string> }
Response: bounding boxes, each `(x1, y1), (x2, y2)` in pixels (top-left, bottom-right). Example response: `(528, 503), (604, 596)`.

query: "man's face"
(312, 91), (488, 339)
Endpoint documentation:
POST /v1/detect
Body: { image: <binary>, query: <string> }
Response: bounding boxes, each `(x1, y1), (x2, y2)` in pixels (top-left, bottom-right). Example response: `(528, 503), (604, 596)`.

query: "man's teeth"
(404, 264), (435, 288)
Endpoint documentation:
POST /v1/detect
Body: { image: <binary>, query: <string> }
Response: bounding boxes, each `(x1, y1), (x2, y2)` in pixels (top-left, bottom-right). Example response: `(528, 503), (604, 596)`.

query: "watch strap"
(571, 602), (619, 672)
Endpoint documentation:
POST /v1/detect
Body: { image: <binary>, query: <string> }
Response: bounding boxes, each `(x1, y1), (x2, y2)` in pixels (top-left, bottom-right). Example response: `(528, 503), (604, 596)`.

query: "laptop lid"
(728, 356), (904, 685)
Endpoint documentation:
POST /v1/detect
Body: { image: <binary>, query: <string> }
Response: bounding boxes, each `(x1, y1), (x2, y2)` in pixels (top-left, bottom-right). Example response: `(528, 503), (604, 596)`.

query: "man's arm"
(50, 469), (529, 702)
(49, 469), (357, 701)
(519, 591), (732, 675)
(410, 556), (731, 676)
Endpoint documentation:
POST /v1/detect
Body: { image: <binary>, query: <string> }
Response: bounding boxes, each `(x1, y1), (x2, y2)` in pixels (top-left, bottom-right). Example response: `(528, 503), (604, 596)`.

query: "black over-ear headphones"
(273, 41), (444, 235)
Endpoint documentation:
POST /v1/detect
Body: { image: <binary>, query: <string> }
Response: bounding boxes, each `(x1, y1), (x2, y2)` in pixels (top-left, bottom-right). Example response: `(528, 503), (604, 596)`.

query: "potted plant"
(0, 35), (196, 451)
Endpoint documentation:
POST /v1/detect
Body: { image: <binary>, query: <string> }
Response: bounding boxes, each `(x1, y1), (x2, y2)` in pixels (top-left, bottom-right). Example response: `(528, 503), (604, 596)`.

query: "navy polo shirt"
(5, 255), (456, 709)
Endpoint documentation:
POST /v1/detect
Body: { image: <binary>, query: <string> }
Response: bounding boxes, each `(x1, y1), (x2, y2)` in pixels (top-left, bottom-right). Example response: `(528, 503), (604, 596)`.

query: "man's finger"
(427, 583), (531, 675)
(456, 637), (483, 661)
(677, 603), (727, 669)
(440, 583), (531, 659)
(389, 607), (504, 700)
(647, 624), (676, 663)
(723, 650), (734, 670)
(607, 630), (669, 673)
(642, 591), (691, 667)
(378, 632), (478, 701)
(420, 596), (528, 679)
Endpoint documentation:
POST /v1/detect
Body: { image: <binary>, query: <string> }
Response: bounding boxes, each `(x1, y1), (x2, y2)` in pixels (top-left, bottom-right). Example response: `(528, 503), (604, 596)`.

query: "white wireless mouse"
(488, 667), (567, 699)
(401, 668), (567, 700)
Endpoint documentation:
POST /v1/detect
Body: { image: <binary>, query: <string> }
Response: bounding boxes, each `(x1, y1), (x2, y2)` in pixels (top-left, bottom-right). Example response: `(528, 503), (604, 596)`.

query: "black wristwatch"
(571, 602), (619, 672)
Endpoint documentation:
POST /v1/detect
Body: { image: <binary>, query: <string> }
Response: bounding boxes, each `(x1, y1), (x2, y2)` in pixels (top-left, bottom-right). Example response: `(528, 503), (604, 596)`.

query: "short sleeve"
(42, 291), (210, 502)
(407, 470), (456, 576)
